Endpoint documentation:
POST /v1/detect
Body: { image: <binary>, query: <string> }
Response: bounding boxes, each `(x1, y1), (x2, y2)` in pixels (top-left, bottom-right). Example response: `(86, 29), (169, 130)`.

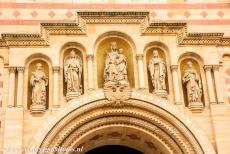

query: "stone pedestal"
(154, 90), (168, 99)
(30, 104), (46, 114)
(188, 101), (203, 113)
(66, 91), (81, 101)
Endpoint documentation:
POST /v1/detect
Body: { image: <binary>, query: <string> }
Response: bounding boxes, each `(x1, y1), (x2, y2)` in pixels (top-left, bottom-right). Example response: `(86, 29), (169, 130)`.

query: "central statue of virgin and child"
(104, 41), (129, 86)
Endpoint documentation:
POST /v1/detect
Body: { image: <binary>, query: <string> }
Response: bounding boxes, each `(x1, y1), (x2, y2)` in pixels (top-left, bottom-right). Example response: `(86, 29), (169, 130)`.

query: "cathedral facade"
(0, 1), (230, 154)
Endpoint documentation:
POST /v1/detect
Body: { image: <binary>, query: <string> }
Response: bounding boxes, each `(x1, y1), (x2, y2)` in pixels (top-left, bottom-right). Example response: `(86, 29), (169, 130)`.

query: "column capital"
(136, 54), (144, 61)
(170, 65), (178, 71)
(86, 54), (94, 61)
(204, 65), (212, 71)
(52, 66), (60, 72)
(17, 67), (25, 73)
(9, 67), (16, 73)
(213, 65), (220, 71)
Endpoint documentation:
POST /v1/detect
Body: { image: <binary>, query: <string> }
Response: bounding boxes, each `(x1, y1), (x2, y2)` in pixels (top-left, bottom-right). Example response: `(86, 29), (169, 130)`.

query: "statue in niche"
(30, 63), (48, 113)
(64, 50), (82, 101)
(182, 61), (203, 111)
(104, 42), (129, 86)
(148, 49), (167, 98)
(103, 41), (131, 106)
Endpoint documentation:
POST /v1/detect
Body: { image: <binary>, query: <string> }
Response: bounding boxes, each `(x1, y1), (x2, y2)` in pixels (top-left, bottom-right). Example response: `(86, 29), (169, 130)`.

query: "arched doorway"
(85, 145), (143, 154)
(27, 90), (215, 154)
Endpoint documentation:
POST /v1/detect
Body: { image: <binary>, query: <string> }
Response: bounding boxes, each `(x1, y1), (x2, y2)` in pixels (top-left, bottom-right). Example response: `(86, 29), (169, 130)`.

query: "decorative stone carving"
(103, 41), (131, 106)
(64, 50), (83, 101)
(30, 63), (48, 113)
(182, 61), (203, 112)
(148, 49), (167, 98)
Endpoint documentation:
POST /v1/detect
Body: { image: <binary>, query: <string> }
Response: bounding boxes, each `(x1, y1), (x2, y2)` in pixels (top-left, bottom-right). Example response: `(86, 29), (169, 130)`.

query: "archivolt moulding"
(27, 89), (215, 154)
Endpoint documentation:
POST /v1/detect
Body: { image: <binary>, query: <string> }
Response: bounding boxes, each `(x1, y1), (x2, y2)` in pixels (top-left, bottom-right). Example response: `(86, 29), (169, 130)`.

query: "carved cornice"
(0, 11), (230, 47)
(77, 11), (149, 24)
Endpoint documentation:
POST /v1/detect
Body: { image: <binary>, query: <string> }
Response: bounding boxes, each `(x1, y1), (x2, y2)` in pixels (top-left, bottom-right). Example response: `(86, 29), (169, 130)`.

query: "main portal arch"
(27, 90), (215, 154)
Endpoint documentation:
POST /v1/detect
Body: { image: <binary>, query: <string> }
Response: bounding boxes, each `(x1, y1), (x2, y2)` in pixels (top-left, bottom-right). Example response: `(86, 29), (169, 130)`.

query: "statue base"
(30, 104), (46, 114)
(188, 102), (203, 113)
(154, 90), (168, 99)
(66, 91), (81, 101)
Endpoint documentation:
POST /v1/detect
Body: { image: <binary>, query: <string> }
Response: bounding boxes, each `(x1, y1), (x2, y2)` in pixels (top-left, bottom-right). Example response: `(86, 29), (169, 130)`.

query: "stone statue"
(148, 49), (167, 98)
(103, 42), (131, 106)
(64, 50), (82, 101)
(104, 42), (129, 86)
(182, 61), (203, 111)
(30, 63), (48, 113)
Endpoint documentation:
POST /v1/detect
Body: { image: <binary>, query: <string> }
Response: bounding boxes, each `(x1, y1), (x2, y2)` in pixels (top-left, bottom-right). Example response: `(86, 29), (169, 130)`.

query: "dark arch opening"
(85, 145), (143, 154)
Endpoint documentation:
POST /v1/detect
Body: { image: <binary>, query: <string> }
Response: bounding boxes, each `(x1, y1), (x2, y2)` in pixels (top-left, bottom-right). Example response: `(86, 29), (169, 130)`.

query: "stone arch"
(27, 90), (215, 154)
(94, 31), (137, 88)
(60, 42), (87, 104)
(24, 53), (52, 110)
(143, 41), (173, 101)
(178, 52), (208, 107)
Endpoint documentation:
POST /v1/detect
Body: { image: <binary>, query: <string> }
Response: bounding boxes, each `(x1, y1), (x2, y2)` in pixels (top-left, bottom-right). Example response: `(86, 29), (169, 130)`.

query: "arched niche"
(24, 54), (52, 110)
(60, 42), (86, 104)
(221, 54), (230, 104)
(95, 31), (136, 88)
(144, 41), (173, 101)
(178, 52), (207, 107)
(0, 57), (4, 107)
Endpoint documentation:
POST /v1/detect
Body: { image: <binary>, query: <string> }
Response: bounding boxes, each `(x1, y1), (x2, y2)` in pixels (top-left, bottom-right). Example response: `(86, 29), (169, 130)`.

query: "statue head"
(111, 42), (118, 51)
(119, 48), (124, 54)
(36, 63), (42, 70)
(70, 50), (76, 58)
(153, 50), (159, 58)
(187, 61), (193, 68)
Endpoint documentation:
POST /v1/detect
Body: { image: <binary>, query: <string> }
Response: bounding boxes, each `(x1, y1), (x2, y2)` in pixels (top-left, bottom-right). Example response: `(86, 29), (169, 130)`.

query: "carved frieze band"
(0, 11), (230, 47)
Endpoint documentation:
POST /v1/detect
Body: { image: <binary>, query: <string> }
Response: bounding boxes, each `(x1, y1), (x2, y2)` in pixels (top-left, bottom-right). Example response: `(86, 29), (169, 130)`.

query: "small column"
(16, 67), (24, 107)
(53, 66), (60, 108)
(204, 65), (216, 104)
(136, 54), (145, 89)
(170, 65), (181, 105)
(8, 67), (16, 107)
(87, 54), (94, 90)
(213, 65), (224, 103)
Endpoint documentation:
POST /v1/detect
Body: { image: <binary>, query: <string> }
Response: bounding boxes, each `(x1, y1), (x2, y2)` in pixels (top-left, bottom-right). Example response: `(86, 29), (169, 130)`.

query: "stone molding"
(27, 89), (215, 154)
(0, 11), (229, 47)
